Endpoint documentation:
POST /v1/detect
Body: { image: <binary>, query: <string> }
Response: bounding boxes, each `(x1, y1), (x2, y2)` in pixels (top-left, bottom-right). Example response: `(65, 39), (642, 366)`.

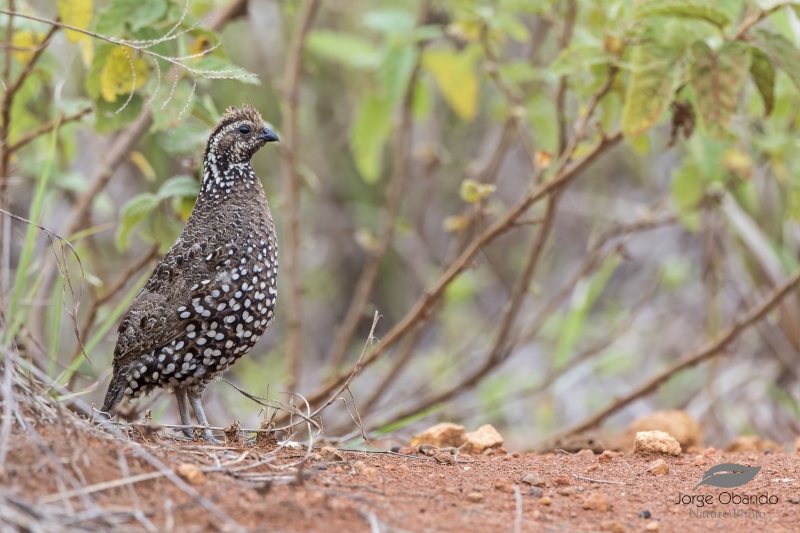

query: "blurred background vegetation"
(4, 0), (800, 450)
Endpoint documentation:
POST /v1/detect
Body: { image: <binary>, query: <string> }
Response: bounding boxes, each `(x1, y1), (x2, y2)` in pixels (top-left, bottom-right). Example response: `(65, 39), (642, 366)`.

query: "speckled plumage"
(101, 105), (279, 439)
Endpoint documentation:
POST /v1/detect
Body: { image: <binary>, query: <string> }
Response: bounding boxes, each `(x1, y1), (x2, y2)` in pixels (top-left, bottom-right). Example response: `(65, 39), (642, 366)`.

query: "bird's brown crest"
(207, 104), (265, 141)
(222, 104), (264, 128)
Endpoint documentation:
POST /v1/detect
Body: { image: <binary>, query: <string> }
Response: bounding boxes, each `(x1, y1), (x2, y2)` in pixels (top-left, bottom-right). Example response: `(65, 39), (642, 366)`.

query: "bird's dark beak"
(257, 127), (279, 143)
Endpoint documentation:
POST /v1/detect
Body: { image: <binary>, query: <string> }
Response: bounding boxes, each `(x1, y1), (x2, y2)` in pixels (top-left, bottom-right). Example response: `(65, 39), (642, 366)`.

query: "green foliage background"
(5, 0), (800, 448)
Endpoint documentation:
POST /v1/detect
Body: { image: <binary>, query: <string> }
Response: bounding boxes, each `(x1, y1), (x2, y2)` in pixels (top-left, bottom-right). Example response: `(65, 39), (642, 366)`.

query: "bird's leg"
(174, 388), (194, 440)
(187, 390), (223, 444)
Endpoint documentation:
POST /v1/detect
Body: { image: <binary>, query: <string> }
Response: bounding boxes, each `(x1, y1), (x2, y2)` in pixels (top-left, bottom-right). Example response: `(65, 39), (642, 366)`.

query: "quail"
(100, 104), (279, 443)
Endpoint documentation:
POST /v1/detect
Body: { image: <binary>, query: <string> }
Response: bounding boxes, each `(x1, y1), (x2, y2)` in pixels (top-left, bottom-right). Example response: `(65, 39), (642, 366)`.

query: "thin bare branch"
(278, 0), (322, 391)
(8, 108), (92, 153)
(544, 266), (800, 444)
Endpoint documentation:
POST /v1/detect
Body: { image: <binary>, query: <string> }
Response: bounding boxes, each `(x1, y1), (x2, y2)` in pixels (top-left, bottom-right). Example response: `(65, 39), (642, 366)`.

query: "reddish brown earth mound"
(4, 421), (800, 533)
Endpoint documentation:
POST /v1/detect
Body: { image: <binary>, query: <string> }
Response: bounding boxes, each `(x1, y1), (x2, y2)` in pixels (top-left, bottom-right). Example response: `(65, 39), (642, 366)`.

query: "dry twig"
(546, 267), (800, 444)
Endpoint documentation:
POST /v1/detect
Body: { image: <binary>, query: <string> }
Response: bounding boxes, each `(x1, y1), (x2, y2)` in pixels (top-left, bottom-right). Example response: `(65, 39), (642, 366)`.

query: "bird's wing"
(112, 241), (225, 366)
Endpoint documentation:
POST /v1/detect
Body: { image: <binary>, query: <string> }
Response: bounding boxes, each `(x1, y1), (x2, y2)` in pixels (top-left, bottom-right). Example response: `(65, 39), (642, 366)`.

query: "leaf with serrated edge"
(633, 0), (730, 27)
(749, 46), (775, 116)
(689, 41), (750, 140)
(622, 43), (685, 138)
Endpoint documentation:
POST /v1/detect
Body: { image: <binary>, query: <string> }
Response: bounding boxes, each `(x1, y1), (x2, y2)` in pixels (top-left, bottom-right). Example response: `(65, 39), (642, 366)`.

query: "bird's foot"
(201, 429), (224, 445)
(172, 427), (194, 441)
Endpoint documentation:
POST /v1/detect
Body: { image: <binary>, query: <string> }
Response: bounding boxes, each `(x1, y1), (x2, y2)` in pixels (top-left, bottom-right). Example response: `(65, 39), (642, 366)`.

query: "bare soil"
(4, 421), (800, 533)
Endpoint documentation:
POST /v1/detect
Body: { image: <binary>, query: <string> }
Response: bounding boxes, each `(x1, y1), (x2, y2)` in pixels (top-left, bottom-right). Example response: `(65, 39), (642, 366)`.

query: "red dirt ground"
(4, 421), (800, 533)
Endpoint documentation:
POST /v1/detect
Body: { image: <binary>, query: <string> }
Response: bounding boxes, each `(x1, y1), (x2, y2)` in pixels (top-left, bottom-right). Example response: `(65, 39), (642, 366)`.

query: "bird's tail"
(100, 370), (127, 417)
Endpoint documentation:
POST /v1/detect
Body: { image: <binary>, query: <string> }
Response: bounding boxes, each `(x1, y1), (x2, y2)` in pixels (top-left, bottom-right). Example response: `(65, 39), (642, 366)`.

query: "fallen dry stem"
(572, 474), (629, 486)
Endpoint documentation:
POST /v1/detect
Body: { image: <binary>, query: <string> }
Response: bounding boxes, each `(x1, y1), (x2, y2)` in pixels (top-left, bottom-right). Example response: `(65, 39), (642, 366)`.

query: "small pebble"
(466, 492), (484, 503)
(391, 445), (401, 453)
(528, 487), (543, 498)
(582, 492), (610, 511)
(600, 520), (623, 533)
(539, 496), (552, 506)
(176, 463), (206, 485)
(639, 510), (651, 519)
(648, 459), (669, 476)
(553, 474), (570, 486)
(645, 521), (659, 532)
(494, 479), (515, 493)
(598, 450), (614, 463)
(521, 473), (546, 486)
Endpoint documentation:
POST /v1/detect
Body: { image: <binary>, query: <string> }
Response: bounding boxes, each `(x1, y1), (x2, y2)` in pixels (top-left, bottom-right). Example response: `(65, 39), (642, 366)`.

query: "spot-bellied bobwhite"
(101, 104), (279, 443)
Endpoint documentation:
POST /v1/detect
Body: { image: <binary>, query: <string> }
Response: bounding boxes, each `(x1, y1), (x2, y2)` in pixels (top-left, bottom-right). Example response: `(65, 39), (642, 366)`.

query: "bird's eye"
(238, 125), (250, 134)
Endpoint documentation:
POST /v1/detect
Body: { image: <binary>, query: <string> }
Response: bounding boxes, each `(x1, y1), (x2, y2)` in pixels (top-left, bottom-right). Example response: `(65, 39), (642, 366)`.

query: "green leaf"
(753, 30), (800, 92)
(749, 46), (775, 116)
(495, 12), (530, 42)
(380, 44), (417, 106)
(350, 95), (392, 183)
(444, 271), (480, 303)
(422, 48), (480, 121)
(497, 61), (543, 84)
(632, 0), (731, 28)
(93, 93), (143, 134)
(161, 121), (208, 157)
(621, 43), (685, 138)
(157, 175), (199, 200)
(150, 79), (195, 132)
(306, 30), (382, 69)
(672, 160), (703, 210)
(362, 8), (416, 34)
(116, 192), (159, 250)
(96, 0), (167, 35)
(689, 41), (750, 140)
(550, 45), (614, 76)
(459, 179), (495, 203)
(86, 43), (116, 99)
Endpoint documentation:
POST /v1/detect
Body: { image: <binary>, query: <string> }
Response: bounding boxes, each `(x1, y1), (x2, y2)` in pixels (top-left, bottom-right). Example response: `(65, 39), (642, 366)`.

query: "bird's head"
(204, 104), (279, 165)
